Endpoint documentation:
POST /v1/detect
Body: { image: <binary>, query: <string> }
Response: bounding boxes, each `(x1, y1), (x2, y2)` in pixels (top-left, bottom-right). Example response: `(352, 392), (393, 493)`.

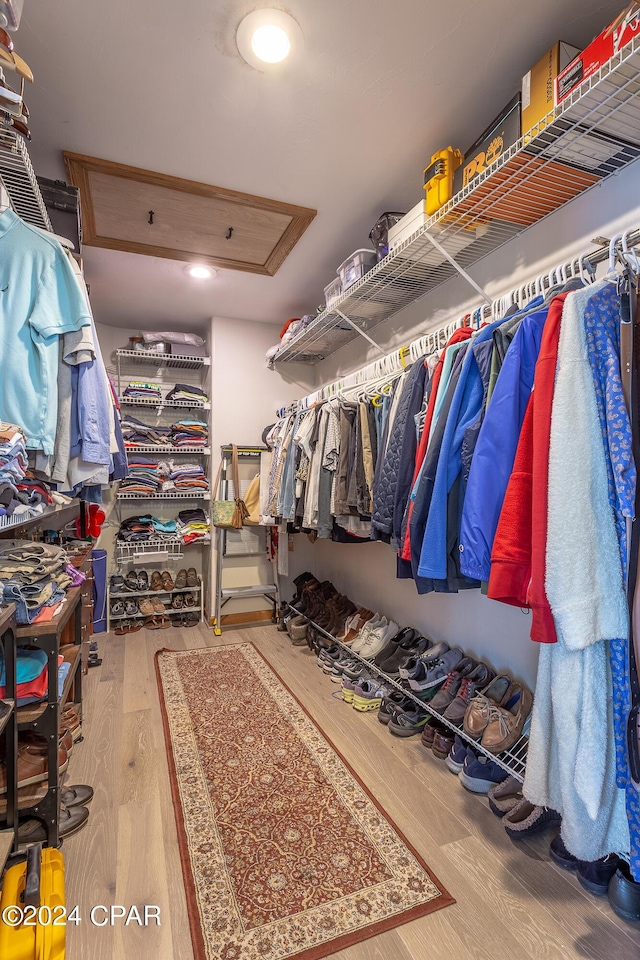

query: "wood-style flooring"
(62, 623), (640, 960)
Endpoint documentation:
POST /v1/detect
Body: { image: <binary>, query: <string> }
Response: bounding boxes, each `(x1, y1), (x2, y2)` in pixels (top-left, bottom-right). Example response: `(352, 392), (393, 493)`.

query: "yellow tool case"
(0, 845), (66, 960)
(423, 147), (463, 216)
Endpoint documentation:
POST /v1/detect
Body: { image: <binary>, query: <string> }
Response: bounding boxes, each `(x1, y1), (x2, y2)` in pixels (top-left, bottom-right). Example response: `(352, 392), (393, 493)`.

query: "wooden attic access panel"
(63, 153), (316, 276)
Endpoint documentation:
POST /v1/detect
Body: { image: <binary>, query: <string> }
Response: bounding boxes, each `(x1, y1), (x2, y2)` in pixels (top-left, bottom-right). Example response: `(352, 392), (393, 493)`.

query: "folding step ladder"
(212, 445), (279, 635)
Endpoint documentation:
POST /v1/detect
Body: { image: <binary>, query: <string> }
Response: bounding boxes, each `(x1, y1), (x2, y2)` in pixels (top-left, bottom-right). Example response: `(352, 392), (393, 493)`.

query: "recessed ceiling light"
(237, 9), (303, 71)
(185, 264), (215, 280)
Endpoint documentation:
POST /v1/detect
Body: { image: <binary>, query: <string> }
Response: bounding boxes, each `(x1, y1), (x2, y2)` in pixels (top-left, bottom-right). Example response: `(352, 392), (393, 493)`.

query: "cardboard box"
(522, 41), (581, 134)
(453, 94), (521, 195)
(557, 2), (640, 103)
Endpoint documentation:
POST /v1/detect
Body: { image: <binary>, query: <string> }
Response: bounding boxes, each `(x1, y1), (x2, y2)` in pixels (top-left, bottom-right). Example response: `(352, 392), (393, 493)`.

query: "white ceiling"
(16, 0), (625, 334)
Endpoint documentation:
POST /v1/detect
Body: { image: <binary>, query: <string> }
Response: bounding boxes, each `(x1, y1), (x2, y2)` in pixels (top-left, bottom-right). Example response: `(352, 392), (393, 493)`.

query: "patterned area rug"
(156, 642), (454, 960)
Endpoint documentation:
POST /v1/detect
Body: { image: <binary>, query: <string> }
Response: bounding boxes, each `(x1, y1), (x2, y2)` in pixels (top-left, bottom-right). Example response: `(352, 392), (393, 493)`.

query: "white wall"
(209, 316), (316, 619)
(271, 161), (640, 689)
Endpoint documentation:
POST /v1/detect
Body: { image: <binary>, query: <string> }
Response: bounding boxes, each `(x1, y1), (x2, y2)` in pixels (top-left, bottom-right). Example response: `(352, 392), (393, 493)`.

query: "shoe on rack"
(373, 626), (417, 668)
(462, 674), (512, 740)
(429, 659), (478, 712)
(502, 799), (561, 839)
(445, 735), (468, 774)
(388, 704), (430, 737)
(487, 776), (523, 817)
(398, 641), (450, 680)
(350, 615), (384, 654)
(0, 743), (68, 794)
(577, 855), (620, 897)
(342, 672), (370, 704)
(480, 681), (533, 754)
(352, 678), (391, 712)
(608, 861), (640, 922)
(17, 802), (90, 844)
(329, 654), (360, 681)
(378, 691), (413, 725)
(420, 717), (447, 749)
(359, 620), (400, 660)
(61, 784), (94, 807)
(408, 648), (464, 692)
(341, 609), (375, 645)
(458, 751), (508, 794)
(432, 729), (456, 760)
(377, 631), (428, 675)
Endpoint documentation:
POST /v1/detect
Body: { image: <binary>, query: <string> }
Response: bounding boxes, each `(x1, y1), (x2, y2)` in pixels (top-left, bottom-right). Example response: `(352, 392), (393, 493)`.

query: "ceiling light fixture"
(236, 9), (303, 71)
(185, 264), (215, 280)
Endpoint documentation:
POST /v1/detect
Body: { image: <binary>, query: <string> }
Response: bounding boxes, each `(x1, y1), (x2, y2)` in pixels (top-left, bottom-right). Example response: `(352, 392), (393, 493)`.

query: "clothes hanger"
(621, 230), (640, 275)
(0, 179), (10, 213)
(606, 233), (624, 279)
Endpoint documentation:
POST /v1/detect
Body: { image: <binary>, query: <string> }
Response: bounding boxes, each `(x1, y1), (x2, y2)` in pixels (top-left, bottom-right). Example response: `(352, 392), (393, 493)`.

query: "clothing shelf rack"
(0, 130), (51, 231)
(212, 446), (278, 636)
(270, 36), (640, 365)
(111, 347), (211, 627)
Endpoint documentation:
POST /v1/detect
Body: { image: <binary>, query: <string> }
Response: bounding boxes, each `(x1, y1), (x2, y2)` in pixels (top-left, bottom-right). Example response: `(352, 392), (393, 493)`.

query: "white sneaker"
(360, 620), (399, 660)
(351, 615), (383, 653)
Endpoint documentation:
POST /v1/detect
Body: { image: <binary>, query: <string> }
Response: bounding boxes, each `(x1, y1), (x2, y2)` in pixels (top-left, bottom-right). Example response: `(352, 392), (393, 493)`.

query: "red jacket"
(487, 294), (568, 643)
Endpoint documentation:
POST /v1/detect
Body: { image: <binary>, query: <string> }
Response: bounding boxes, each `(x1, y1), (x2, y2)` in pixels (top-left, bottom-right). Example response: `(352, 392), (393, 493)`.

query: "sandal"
(186, 567), (198, 587)
(183, 613), (199, 628)
(161, 570), (174, 591)
(184, 593), (195, 607)
(158, 615), (172, 629)
(175, 569), (187, 589)
(139, 598), (155, 616)
(110, 575), (126, 593)
(124, 600), (139, 616)
(114, 619), (131, 635)
(171, 595), (184, 609)
(110, 601), (125, 618)
(144, 617), (163, 630)
(138, 570), (149, 591)
(152, 597), (166, 614)
(150, 571), (164, 591)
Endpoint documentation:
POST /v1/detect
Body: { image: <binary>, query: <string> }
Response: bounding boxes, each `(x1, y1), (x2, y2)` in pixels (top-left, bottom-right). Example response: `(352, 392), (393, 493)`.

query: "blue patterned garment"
(580, 280), (640, 880)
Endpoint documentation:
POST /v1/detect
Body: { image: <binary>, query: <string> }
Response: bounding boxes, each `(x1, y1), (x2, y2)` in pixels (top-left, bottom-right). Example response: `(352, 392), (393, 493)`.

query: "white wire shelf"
(110, 584), (201, 598)
(272, 36), (640, 364)
(117, 491), (210, 500)
(0, 128), (52, 231)
(115, 538), (184, 564)
(289, 604), (529, 781)
(120, 397), (210, 410)
(116, 349), (210, 370)
(124, 445), (210, 455)
(110, 607), (201, 622)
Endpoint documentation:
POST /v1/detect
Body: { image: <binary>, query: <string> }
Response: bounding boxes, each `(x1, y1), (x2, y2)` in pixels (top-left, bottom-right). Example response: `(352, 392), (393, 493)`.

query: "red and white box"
(556, 2), (640, 103)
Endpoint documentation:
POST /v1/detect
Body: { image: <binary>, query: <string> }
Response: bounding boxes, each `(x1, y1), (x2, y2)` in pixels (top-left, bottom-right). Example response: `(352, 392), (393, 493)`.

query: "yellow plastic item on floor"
(423, 147), (463, 216)
(0, 848), (66, 960)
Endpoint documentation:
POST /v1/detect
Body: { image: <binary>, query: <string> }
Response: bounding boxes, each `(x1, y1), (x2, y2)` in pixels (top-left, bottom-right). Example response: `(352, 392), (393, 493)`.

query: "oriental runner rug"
(155, 642), (454, 960)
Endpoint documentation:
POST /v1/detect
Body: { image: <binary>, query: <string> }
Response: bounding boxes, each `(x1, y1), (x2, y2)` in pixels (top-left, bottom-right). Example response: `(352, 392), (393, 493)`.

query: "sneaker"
(429, 671), (466, 712)
(445, 735), (468, 774)
(352, 678), (391, 712)
(341, 674), (366, 704)
(378, 691), (413, 725)
(399, 641), (450, 680)
(329, 655), (360, 681)
(373, 627), (420, 668)
(359, 620), (400, 660)
(317, 644), (341, 669)
(408, 648), (464, 692)
(350, 615), (384, 653)
(459, 751), (508, 793)
(381, 634), (431, 677)
(388, 704), (430, 737)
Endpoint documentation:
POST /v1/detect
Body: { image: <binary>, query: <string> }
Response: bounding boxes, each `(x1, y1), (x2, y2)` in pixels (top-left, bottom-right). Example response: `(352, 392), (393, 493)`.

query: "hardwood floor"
(62, 624), (640, 960)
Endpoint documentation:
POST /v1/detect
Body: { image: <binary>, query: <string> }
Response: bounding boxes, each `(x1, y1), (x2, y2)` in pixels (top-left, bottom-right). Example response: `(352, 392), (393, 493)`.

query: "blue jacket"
(458, 306), (549, 582)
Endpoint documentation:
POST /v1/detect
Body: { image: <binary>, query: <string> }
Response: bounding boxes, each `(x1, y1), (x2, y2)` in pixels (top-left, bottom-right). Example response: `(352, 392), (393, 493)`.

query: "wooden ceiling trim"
(63, 152), (317, 276)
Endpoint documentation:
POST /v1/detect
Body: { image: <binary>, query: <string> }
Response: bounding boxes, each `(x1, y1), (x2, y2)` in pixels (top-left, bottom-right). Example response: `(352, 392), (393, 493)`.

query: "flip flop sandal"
(138, 570), (149, 590)
(150, 572), (164, 591)
(124, 600), (139, 616)
(186, 567), (198, 587)
(158, 615), (172, 629)
(110, 601), (125, 617)
(144, 617), (163, 630)
(183, 613), (199, 628)
(128, 619), (143, 633)
(115, 619), (132, 635)
(125, 571), (139, 592)
(139, 598), (155, 616)
(175, 568), (187, 589)
(161, 571), (174, 590)
(171, 595), (184, 609)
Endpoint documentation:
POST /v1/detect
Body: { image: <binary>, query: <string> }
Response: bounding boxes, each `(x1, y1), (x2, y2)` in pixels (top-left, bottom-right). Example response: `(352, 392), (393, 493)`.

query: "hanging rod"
(276, 228), (640, 417)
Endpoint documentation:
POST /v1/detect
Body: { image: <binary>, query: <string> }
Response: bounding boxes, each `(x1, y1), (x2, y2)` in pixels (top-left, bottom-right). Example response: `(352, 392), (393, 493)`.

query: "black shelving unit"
(0, 604), (17, 869)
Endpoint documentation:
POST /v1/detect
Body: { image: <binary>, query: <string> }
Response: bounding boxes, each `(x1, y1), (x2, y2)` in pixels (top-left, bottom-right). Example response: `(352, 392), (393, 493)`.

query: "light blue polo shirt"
(0, 210), (91, 454)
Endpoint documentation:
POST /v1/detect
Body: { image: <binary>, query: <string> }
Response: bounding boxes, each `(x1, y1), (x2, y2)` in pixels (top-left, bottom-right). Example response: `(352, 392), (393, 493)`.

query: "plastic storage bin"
(0, 848), (66, 959)
(324, 276), (343, 308)
(423, 147), (463, 216)
(337, 249), (377, 291)
(369, 212), (406, 260)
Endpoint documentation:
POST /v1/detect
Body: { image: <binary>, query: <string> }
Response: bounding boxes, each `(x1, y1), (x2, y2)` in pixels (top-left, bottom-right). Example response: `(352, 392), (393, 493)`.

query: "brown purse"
(212, 444), (249, 529)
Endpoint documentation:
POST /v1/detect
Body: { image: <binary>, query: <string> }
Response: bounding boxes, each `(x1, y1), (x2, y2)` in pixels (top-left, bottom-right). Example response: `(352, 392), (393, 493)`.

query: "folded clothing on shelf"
(165, 383), (208, 404)
(121, 414), (172, 447)
(122, 380), (162, 400)
(117, 515), (178, 542)
(118, 456), (161, 495)
(176, 507), (211, 544)
(163, 463), (209, 493)
(0, 541), (73, 624)
(0, 649), (67, 705)
(0, 422), (55, 522)
(170, 419), (208, 447)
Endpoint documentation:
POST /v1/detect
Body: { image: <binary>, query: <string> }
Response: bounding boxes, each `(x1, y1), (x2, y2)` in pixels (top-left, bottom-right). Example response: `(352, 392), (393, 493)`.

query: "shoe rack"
(288, 602), (529, 781)
(110, 347), (212, 628)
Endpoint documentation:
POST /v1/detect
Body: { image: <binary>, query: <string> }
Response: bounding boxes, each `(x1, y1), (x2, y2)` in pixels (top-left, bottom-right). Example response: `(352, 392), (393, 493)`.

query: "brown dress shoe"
(463, 675), (512, 740)
(0, 743), (68, 794)
(481, 682), (533, 754)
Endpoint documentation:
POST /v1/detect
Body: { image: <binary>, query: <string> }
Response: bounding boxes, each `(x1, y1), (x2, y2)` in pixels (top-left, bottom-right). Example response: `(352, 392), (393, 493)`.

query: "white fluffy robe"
(524, 287), (630, 860)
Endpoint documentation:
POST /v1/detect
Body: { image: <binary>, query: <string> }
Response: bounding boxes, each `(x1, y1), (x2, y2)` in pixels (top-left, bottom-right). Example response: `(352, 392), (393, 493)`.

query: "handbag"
(212, 445), (249, 529)
(243, 473), (261, 525)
